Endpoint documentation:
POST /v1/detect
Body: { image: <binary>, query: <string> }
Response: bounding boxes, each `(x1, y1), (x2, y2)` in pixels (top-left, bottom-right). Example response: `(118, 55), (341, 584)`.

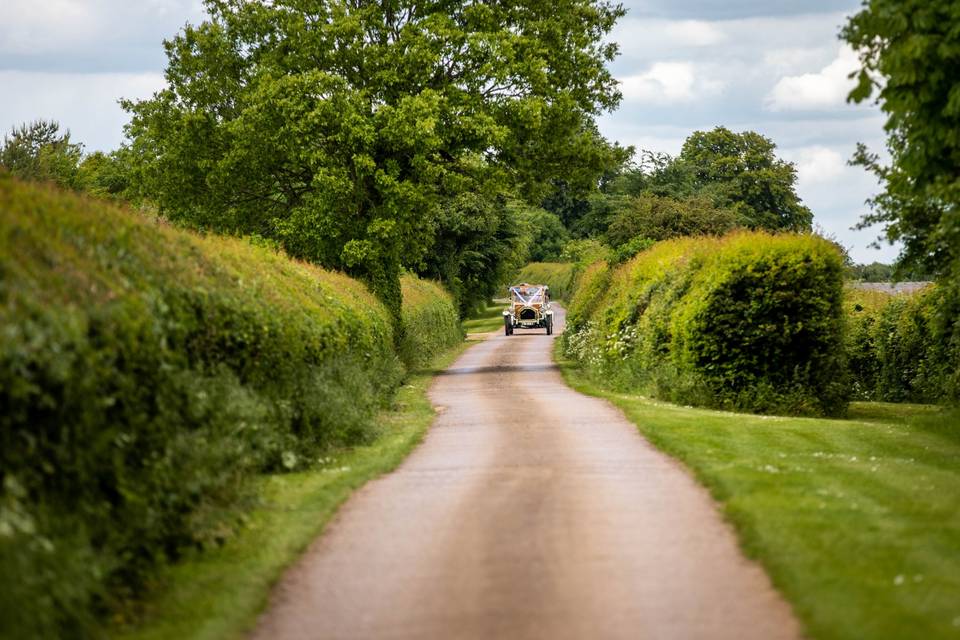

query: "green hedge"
(514, 262), (577, 300)
(0, 176), (413, 638)
(564, 232), (848, 416)
(845, 285), (958, 403)
(399, 274), (463, 368)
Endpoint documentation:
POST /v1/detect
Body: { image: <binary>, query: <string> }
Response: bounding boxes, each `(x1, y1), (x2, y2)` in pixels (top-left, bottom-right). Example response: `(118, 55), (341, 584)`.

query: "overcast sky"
(0, 0), (896, 263)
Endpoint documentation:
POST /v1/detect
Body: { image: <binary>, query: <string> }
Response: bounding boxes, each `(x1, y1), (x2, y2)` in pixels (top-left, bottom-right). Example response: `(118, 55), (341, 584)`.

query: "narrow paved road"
(251, 307), (801, 640)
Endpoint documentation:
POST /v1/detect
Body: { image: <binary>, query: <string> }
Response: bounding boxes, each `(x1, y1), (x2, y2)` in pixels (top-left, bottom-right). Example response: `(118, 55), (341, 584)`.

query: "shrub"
(398, 274), (463, 369)
(564, 232), (848, 416)
(845, 285), (958, 403)
(0, 175), (405, 638)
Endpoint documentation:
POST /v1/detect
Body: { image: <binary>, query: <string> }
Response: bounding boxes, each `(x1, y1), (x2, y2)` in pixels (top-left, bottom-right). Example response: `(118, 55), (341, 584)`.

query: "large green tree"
(843, 1), (960, 281)
(585, 128), (813, 239)
(125, 0), (625, 328)
(676, 127), (812, 231)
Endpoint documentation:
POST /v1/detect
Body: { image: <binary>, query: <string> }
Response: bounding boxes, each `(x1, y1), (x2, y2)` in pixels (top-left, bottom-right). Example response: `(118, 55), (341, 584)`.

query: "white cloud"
(619, 62), (723, 104)
(2, 0), (99, 54)
(663, 20), (726, 45)
(762, 47), (835, 75)
(785, 145), (848, 184)
(765, 45), (860, 111)
(0, 70), (166, 151)
(612, 18), (725, 55)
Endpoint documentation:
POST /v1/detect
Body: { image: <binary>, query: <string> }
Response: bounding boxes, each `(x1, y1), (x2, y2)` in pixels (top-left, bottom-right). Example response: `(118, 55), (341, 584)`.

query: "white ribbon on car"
(510, 286), (543, 306)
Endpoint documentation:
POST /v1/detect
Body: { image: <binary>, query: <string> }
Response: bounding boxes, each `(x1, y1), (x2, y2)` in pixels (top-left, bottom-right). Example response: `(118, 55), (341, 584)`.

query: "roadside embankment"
(0, 175), (460, 638)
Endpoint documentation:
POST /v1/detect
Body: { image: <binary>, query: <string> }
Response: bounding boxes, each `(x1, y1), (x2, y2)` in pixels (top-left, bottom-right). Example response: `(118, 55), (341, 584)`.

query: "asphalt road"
(251, 306), (801, 640)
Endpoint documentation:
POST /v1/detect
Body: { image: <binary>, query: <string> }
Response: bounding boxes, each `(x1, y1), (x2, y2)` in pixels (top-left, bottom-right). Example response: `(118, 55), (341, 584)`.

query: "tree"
(676, 127), (812, 231)
(518, 207), (569, 262)
(420, 192), (529, 317)
(843, 1), (960, 281)
(125, 0), (625, 330)
(77, 150), (131, 199)
(0, 120), (83, 189)
(604, 193), (739, 248)
(538, 121), (632, 230)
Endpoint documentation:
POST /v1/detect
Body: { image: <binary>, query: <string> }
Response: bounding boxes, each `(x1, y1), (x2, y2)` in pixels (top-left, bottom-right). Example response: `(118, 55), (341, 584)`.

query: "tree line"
(2, 0), (956, 321)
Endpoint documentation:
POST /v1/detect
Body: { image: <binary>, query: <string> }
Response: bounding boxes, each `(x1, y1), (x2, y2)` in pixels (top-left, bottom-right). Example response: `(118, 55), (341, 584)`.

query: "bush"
(564, 231), (848, 416)
(398, 274), (463, 369)
(0, 175), (406, 638)
(845, 285), (958, 403)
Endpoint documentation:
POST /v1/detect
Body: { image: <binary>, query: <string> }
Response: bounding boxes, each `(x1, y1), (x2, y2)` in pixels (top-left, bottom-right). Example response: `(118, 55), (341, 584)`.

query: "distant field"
(559, 344), (960, 640)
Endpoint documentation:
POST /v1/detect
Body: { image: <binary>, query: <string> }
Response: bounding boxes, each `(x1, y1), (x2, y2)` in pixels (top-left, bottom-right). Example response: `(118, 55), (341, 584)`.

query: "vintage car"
(503, 283), (553, 335)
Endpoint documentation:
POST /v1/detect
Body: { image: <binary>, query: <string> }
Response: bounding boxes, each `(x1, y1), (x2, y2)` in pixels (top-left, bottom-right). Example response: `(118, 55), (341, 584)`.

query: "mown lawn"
(109, 340), (473, 640)
(462, 302), (506, 334)
(559, 348), (960, 640)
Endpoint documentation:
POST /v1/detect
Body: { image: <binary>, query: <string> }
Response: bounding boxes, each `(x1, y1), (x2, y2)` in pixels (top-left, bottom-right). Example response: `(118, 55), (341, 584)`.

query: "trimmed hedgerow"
(844, 285), (958, 403)
(514, 262), (577, 300)
(399, 274), (463, 369)
(564, 232), (848, 417)
(0, 175), (407, 638)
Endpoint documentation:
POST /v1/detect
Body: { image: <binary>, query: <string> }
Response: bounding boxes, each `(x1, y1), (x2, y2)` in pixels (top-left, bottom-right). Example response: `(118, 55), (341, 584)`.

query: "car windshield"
(511, 286), (544, 304)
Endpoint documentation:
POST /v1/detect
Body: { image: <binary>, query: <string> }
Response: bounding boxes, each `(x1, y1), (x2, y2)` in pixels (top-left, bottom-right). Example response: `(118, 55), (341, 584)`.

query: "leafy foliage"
(844, 286), (958, 403)
(124, 0), (625, 324)
(1, 120), (84, 189)
(676, 128), (812, 231)
(519, 207), (569, 262)
(399, 274), (463, 369)
(0, 177), (457, 638)
(604, 193), (739, 247)
(564, 232), (848, 416)
(419, 192), (529, 317)
(843, 1), (960, 408)
(572, 128), (810, 247)
(844, 1), (960, 281)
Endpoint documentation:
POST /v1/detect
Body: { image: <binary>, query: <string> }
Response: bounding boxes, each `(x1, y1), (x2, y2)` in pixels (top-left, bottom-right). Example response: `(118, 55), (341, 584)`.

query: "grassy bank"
(110, 339), (473, 640)
(558, 344), (960, 639)
(0, 176), (464, 637)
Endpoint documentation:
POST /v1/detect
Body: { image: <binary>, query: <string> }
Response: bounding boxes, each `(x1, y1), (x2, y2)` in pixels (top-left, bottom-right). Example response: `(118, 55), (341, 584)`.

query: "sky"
(0, 0), (897, 263)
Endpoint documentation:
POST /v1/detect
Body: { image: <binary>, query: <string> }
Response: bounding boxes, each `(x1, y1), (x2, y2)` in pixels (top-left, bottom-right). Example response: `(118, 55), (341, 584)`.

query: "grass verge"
(556, 343), (960, 640)
(108, 339), (474, 640)
(462, 302), (506, 335)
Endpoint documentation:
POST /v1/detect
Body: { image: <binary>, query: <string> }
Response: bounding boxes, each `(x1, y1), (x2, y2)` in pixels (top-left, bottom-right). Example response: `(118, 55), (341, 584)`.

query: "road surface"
(251, 307), (801, 639)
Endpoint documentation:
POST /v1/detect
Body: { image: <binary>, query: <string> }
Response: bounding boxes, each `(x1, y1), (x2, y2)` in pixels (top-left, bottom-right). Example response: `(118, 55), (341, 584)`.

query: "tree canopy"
(125, 0), (626, 325)
(675, 127), (812, 231)
(843, 0), (960, 281)
(1, 120), (83, 189)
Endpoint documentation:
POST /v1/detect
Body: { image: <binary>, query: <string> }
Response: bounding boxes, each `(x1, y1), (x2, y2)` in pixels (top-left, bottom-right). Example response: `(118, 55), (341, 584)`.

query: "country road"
(251, 306), (801, 640)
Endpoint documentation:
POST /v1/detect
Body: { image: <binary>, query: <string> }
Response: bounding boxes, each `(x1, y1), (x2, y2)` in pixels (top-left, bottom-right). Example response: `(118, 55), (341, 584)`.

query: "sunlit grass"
(558, 343), (960, 640)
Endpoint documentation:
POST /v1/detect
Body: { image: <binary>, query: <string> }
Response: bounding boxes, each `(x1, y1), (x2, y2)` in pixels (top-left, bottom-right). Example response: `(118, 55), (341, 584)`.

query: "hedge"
(399, 274), (463, 368)
(514, 262), (577, 300)
(845, 285), (958, 403)
(0, 176), (459, 638)
(564, 232), (848, 416)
